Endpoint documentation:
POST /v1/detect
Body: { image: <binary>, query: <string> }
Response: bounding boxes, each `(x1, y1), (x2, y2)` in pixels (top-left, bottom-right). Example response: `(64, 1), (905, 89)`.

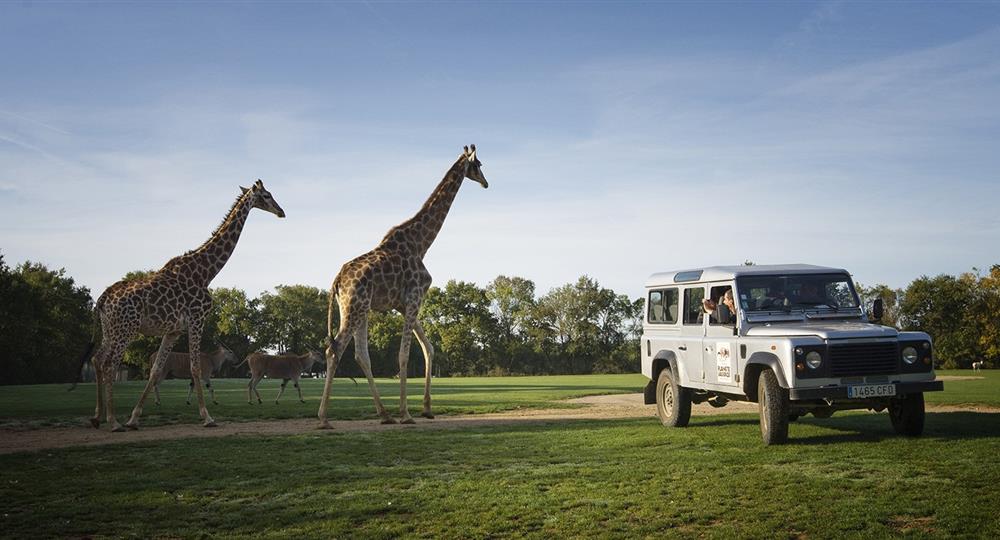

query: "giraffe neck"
(162, 192), (254, 286)
(382, 157), (467, 257)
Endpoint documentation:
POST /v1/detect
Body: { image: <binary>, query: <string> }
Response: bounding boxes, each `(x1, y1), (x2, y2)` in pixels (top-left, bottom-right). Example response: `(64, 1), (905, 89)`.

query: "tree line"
(2, 251), (997, 385)
(0, 253), (642, 384)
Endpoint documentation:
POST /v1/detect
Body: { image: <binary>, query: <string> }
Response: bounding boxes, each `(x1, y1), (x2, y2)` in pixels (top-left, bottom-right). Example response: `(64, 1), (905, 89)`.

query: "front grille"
(829, 342), (899, 376)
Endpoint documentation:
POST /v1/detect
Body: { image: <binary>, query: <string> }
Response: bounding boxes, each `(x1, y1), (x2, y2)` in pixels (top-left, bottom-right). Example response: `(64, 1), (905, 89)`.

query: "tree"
(856, 282), (903, 329)
(0, 255), (94, 385)
(255, 285), (328, 354)
(899, 273), (981, 369)
(421, 280), (497, 376)
(206, 287), (259, 376)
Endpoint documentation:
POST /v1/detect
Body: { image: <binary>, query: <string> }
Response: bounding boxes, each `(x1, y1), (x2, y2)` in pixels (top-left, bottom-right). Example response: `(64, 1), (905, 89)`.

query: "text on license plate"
(848, 384), (896, 398)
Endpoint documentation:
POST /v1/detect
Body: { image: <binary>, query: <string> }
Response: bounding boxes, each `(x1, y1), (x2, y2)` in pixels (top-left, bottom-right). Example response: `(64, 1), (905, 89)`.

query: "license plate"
(848, 384), (896, 398)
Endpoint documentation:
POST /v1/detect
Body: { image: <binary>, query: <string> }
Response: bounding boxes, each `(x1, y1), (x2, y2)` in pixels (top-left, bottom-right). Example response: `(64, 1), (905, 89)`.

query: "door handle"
(678, 345), (687, 351)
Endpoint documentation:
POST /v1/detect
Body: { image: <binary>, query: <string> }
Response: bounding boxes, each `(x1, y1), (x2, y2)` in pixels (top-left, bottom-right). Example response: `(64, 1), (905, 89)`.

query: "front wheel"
(656, 367), (691, 427)
(758, 370), (789, 445)
(889, 392), (925, 436)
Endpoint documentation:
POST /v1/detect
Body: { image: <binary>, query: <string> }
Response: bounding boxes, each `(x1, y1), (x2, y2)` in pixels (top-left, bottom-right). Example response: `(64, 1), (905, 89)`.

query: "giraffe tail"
(66, 341), (96, 392)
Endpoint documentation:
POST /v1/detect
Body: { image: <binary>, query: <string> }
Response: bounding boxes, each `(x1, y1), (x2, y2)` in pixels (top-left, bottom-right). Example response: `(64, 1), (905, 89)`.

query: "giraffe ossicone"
(318, 145), (488, 428)
(79, 180), (284, 432)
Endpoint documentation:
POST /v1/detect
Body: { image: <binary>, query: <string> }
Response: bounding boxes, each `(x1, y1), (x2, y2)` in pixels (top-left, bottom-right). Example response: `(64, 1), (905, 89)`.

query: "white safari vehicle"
(641, 264), (943, 445)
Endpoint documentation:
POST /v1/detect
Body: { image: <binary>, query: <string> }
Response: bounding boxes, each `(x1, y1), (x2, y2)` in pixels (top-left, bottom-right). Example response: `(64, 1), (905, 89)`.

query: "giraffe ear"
(255, 179), (264, 187)
(470, 144), (477, 159)
(463, 145), (469, 156)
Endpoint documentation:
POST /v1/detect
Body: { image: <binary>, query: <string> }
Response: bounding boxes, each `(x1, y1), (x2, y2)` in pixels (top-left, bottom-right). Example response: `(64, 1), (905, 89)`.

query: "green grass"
(928, 369), (1000, 407)
(1, 372), (998, 537)
(0, 370), (996, 430)
(1, 411), (998, 538)
(0, 374), (647, 429)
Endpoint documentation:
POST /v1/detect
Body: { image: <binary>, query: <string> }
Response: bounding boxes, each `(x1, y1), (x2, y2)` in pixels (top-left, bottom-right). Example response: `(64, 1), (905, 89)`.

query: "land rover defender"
(641, 264), (943, 445)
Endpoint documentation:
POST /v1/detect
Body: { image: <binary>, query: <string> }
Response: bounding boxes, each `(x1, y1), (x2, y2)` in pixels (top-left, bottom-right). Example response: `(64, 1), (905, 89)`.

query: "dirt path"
(2, 394), (996, 455)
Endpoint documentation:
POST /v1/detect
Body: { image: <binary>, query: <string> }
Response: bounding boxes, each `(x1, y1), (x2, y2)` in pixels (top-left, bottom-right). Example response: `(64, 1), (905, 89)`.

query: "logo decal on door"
(717, 342), (733, 384)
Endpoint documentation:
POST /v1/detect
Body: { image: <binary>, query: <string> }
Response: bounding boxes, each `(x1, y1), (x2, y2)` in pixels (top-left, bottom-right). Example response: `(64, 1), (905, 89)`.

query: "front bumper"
(789, 380), (943, 401)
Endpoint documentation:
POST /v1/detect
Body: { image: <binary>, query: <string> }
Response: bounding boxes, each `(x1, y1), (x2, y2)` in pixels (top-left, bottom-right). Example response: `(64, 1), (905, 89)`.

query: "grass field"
(1, 370), (998, 538)
(0, 374), (645, 430)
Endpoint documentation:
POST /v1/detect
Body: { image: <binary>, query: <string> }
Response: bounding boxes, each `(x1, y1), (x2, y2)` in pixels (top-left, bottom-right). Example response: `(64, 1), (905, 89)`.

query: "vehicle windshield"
(736, 273), (860, 312)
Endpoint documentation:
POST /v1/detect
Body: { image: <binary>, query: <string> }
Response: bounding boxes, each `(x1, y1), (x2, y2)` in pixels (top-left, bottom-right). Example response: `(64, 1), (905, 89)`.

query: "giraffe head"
(241, 179), (286, 218)
(461, 144), (488, 188)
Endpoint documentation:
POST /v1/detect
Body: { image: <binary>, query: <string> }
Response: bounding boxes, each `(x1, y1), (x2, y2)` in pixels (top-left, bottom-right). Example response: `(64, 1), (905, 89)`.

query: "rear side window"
(648, 288), (679, 324)
(683, 287), (705, 325)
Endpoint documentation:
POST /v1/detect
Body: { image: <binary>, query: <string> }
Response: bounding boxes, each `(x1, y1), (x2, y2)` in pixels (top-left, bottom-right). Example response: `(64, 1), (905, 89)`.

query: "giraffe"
(81, 180), (284, 432)
(317, 145), (488, 428)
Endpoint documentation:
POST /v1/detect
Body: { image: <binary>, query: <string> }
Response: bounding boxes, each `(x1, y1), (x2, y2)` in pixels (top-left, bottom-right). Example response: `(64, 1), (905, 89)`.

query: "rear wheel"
(656, 367), (691, 427)
(758, 370), (789, 445)
(889, 392), (925, 436)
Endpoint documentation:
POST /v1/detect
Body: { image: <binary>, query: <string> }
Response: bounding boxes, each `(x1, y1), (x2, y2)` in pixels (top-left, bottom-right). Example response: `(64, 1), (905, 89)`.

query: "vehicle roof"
(644, 264), (850, 287)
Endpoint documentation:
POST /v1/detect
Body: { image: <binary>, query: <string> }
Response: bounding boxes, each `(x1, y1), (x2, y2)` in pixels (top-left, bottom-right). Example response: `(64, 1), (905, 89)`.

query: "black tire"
(656, 367), (691, 427)
(889, 392), (925, 436)
(757, 369), (789, 445)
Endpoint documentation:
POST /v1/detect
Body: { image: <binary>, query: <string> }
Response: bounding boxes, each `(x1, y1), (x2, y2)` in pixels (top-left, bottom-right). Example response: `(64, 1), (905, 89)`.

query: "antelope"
(236, 350), (323, 404)
(147, 345), (236, 406)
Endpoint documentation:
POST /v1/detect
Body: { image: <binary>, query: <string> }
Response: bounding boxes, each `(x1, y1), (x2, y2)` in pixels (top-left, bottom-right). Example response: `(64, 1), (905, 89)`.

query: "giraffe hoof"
(213, 401), (219, 406)
(381, 417), (398, 425)
(125, 423), (139, 431)
(203, 421), (218, 428)
(258, 399), (263, 404)
(318, 421), (334, 430)
(421, 412), (435, 419)
(89, 418), (100, 429)
(400, 417), (416, 425)
(186, 401), (191, 406)
(300, 400), (306, 404)
(155, 402), (161, 407)
(111, 425), (126, 433)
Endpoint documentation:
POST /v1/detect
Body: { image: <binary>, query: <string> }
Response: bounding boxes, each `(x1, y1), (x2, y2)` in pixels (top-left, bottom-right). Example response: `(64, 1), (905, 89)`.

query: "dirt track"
(2, 393), (996, 455)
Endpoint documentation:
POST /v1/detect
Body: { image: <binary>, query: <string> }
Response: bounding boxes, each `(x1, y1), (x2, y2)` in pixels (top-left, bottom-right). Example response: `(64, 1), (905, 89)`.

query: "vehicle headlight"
(902, 346), (918, 365)
(805, 351), (822, 369)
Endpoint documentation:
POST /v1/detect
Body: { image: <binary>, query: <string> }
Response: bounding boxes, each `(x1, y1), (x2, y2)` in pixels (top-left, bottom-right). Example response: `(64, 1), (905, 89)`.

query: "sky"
(1, 1), (999, 301)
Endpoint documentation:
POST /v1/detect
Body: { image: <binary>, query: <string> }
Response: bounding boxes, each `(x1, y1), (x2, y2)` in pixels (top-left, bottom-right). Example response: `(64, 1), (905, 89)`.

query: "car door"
(703, 283), (739, 387)
(679, 285), (706, 385)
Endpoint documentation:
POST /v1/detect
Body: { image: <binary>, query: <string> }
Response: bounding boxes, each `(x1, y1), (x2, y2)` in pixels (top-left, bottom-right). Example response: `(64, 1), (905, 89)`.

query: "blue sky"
(2, 1), (999, 300)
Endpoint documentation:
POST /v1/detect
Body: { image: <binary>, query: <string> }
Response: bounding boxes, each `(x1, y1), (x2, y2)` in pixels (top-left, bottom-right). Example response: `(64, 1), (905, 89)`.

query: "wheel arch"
(644, 350), (679, 405)
(743, 352), (789, 402)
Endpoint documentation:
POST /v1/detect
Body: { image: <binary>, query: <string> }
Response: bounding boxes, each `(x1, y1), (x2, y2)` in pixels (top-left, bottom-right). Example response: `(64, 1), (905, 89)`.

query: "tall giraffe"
(82, 180), (284, 432)
(318, 145), (487, 428)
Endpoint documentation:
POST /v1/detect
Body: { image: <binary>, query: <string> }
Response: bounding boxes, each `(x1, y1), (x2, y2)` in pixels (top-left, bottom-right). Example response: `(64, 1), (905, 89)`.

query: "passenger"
(718, 289), (736, 324)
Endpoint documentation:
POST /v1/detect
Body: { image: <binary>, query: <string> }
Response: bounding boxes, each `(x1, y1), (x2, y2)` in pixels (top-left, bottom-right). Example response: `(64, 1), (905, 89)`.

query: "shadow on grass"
(788, 411), (1000, 445)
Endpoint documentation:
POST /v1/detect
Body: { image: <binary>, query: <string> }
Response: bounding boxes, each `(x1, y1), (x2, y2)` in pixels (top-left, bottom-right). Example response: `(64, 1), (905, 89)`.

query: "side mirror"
(871, 298), (884, 322)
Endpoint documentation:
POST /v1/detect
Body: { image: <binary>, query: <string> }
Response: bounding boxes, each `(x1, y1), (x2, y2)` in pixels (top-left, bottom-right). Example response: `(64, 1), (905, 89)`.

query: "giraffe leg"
(104, 341), (130, 432)
(126, 332), (179, 429)
(186, 380), (194, 405)
(318, 329), (351, 429)
(413, 320), (435, 419)
(399, 316), (414, 424)
(355, 324), (396, 424)
(187, 322), (216, 427)
(90, 348), (107, 428)
(275, 379), (288, 404)
(153, 381), (161, 407)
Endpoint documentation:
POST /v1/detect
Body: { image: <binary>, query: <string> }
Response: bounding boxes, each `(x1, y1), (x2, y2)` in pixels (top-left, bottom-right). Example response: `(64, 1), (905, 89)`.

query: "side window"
(709, 284), (735, 326)
(647, 288), (679, 324)
(683, 287), (705, 325)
